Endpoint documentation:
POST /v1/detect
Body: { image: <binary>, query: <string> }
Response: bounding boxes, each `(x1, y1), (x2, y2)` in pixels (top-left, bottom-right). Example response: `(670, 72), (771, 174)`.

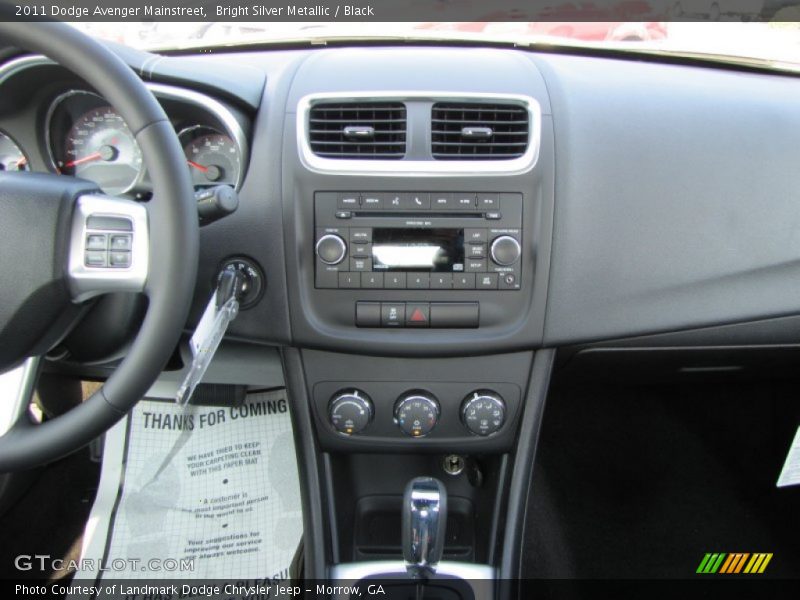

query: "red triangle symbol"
(410, 308), (427, 322)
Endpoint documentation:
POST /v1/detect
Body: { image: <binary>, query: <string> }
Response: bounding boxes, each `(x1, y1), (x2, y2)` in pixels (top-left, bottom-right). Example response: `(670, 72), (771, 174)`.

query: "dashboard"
(2, 42), (800, 356)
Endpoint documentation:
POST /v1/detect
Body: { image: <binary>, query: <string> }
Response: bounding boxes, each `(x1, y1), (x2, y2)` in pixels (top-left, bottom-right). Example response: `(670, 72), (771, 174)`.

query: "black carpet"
(523, 377), (800, 579)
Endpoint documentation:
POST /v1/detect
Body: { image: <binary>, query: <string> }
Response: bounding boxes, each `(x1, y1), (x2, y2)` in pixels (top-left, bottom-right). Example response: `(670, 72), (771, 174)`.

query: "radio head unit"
(314, 192), (523, 292)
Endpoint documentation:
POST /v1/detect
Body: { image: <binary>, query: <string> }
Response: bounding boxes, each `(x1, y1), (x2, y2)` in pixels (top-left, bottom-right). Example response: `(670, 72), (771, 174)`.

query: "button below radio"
(356, 302), (381, 327)
(406, 303), (430, 327)
(381, 302), (405, 327)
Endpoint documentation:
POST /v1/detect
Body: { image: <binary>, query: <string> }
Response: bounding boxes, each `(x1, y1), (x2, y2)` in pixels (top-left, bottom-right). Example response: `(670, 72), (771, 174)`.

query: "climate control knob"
(461, 390), (506, 436)
(394, 392), (440, 437)
(316, 234), (347, 265)
(490, 235), (521, 266)
(329, 389), (373, 435)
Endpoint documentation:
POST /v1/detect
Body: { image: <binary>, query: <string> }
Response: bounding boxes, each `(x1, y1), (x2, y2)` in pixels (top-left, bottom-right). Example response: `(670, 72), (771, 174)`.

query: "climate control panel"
(318, 381), (519, 450)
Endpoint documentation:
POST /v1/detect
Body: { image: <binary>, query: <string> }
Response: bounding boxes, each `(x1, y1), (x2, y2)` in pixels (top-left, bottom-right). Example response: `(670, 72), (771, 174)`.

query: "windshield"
(70, 21), (800, 70)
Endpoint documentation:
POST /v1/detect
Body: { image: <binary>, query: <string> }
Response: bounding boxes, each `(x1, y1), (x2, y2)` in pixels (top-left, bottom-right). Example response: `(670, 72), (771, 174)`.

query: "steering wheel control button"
(110, 234), (132, 251)
(329, 390), (374, 435)
(356, 302), (381, 327)
(109, 251), (132, 268)
(84, 251), (107, 268)
(461, 391), (506, 436)
(406, 303), (430, 327)
(381, 302), (405, 327)
(394, 392), (440, 437)
(85, 234), (107, 250)
(316, 233), (347, 265)
(86, 215), (132, 231)
(490, 235), (521, 266)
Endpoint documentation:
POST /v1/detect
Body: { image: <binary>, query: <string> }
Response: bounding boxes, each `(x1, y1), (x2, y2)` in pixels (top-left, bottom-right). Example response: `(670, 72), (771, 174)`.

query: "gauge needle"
(187, 160), (209, 173)
(64, 145), (118, 168)
(64, 151), (103, 168)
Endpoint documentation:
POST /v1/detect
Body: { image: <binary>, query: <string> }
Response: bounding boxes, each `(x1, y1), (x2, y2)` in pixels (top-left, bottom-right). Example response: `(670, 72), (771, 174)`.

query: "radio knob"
(394, 392), (440, 437)
(461, 390), (506, 436)
(329, 390), (373, 435)
(490, 235), (521, 266)
(316, 234), (347, 265)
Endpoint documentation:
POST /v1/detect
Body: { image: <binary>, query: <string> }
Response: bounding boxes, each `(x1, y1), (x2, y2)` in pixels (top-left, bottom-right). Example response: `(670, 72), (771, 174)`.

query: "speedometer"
(60, 107), (143, 196)
(47, 91), (144, 196)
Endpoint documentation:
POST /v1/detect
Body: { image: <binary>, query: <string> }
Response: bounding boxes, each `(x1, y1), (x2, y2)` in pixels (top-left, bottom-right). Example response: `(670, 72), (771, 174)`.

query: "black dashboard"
(4, 42), (799, 358)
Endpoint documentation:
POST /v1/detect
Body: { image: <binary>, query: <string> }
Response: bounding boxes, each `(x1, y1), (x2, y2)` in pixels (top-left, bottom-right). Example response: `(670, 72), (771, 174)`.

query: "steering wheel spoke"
(68, 193), (149, 302)
(0, 357), (40, 437)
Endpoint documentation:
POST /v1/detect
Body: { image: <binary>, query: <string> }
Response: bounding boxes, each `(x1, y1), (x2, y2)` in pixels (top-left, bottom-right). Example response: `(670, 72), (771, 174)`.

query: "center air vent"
(308, 102), (406, 159)
(431, 102), (529, 160)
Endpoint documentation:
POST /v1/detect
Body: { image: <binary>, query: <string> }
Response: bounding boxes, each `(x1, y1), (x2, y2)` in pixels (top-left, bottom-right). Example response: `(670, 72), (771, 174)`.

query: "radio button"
(477, 194), (499, 209)
(362, 193), (384, 210)
(485, 211), (502, 220)
(490, 236), (521, 266)
(338, 272), (360, 289)
(431, 193), (453, 210)
(407, 273), (431, 289)
(466, 259), (487, 272)
(386, 193), (403, 210)
(335, 210), (353, 219)
(316, 234), (348, 265)
(431, 274), (453, 289)
(350, 228), (372, 243)
(453, 193), (477, 209)
(453, 273), (476, 289)
(338, 193), (360, 209)
(351, 243), (371, 258)
(385, 273), (407, 289)
(402, 193), (430, 210)
(477, 274), (499, 289)
(381, 303), (405, 327)
(362, 272), (384, 289)
(467, 244), (487, 259)
(350, 257), (372, 271)
(465, 228), (488, 244)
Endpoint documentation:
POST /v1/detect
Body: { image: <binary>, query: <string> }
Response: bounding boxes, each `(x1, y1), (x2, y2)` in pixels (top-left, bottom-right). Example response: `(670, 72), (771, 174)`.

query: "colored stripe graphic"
(699, 552), (773, 574)
(697, 553), (727, 573)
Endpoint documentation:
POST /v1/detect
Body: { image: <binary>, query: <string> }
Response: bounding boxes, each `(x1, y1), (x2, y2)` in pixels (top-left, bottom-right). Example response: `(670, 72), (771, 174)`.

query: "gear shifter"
(402, 476), (447, 580)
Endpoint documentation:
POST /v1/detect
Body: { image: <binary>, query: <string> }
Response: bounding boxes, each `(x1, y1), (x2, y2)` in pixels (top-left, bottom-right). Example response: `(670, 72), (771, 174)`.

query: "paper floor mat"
(77, 389), (302, 581)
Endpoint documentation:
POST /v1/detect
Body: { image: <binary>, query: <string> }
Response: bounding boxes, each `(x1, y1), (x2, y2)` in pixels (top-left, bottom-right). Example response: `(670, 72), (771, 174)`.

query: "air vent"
(308, 102), (406, 159)
(431, 102), (529, 160)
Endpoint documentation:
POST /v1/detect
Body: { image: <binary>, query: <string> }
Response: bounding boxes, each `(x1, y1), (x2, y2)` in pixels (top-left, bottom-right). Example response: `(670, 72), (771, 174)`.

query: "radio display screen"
(372, 228), (465, 272)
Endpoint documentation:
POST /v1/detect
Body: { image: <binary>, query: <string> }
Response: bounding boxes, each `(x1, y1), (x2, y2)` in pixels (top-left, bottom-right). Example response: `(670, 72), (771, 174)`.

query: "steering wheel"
(0, 22), (198, 471)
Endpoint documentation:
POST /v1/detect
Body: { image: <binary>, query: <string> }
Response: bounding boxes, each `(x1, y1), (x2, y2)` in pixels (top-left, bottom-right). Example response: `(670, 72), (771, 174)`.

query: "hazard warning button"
(405, 303), (430, 328)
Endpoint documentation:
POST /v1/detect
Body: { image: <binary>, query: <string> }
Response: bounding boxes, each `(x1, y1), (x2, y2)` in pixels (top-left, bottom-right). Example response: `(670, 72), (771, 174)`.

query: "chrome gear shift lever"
(402, 476), (447, 580)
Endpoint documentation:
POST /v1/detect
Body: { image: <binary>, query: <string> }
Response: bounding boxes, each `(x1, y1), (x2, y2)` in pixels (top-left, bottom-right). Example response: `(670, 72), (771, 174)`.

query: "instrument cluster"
(44, 88), (246, 196)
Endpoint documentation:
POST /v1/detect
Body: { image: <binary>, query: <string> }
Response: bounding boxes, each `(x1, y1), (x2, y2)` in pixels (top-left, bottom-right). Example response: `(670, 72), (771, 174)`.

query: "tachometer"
(180, 126), (241, 189)
(59, 106), (143, 196)
(0, 131), (30, 172)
